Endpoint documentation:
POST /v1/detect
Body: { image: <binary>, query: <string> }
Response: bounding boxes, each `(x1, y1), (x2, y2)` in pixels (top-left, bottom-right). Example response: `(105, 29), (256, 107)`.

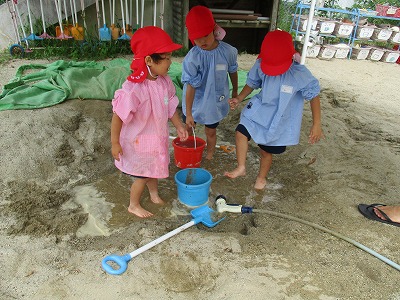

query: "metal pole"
(300, 0), (317, 65)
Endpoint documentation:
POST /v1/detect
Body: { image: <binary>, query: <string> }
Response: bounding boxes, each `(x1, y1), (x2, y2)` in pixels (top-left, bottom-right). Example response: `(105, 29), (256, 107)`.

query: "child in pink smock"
(111, 26), (188, 218)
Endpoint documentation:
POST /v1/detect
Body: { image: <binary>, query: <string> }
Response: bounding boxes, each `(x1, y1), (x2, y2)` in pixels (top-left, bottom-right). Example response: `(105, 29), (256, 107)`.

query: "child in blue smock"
(225, 30), (323, 190)
(182, 5), (238, 159)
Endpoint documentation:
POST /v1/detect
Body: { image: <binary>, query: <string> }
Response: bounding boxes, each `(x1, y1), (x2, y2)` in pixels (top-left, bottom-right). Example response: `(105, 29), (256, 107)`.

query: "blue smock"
(240, 59), (320, 146)
(181, 41), (238, 124)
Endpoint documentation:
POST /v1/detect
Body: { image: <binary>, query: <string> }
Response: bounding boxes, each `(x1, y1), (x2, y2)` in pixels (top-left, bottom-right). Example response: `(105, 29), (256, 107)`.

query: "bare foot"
(205, 150), (215, 160)
(224, 166), (246, 178)
(150, 194), (165, 205)
(128, 205), (154, 218)
(374, 206), (400, 223)
(254, 177), (267, 190)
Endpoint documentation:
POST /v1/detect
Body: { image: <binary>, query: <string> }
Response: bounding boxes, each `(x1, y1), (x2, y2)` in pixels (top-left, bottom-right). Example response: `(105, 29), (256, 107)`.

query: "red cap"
(186, 6), (215, 43)
(258, 30), (296, 76)
(128, 26), (182, 83)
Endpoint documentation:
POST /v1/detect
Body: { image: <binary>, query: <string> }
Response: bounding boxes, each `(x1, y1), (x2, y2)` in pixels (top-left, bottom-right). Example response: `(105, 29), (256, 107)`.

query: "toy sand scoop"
(102, 206), (224, 275)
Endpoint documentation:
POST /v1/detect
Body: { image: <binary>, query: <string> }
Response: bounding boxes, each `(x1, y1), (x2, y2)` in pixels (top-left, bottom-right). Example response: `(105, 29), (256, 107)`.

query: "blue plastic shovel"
(99, 0), (111, 41)
(102, 206), (224, 275)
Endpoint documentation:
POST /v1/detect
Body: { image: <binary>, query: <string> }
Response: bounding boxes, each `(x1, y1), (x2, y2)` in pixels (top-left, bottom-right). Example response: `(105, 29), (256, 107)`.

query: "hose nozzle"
(215, 195), (252, 214)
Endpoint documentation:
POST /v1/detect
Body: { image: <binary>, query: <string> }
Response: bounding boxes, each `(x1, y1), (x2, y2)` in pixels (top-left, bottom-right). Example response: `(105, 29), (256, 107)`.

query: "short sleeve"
(246, 59), (263, 90)
(294, 65), (320, 100)
(227, 46), (238, 73)
(301, 79), (320, 101)
(112, 81), (140, 123)
(181, 49), (203, 88)
(165, 76), (179, 118)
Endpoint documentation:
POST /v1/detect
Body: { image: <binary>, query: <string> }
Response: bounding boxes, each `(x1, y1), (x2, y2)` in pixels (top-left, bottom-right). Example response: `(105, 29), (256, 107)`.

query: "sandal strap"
(374, 207), (394, 223)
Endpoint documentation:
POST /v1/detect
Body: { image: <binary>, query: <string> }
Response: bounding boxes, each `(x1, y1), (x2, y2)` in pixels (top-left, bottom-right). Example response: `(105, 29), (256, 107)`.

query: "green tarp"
(0, 59), (254, 111)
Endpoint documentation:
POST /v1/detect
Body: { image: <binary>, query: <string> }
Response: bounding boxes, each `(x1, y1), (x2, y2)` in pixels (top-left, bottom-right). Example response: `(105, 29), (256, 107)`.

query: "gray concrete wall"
(0, 0), (174, 52)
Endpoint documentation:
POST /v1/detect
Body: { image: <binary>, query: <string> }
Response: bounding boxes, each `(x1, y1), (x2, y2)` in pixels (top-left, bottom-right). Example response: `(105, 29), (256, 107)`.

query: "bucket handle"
(169, 136), (235, 154)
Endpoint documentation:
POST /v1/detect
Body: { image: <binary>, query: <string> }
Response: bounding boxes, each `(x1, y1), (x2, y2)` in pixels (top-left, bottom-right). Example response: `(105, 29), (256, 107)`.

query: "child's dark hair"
(150, 53), (166, 64)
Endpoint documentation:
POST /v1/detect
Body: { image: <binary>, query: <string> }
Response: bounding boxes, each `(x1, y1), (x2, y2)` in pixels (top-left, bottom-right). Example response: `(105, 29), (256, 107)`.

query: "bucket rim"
(172, 136), (206, 148)
(174, 168), (212, 186)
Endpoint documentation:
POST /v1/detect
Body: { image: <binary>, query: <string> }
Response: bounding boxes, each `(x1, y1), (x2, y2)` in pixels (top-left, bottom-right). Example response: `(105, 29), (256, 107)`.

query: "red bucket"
(172, 136), (206, 169)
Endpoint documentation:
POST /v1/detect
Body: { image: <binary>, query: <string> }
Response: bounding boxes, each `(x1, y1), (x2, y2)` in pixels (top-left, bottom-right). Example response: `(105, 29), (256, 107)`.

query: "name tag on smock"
(281, 85), (294, 94)
(216, 64), (227, 71)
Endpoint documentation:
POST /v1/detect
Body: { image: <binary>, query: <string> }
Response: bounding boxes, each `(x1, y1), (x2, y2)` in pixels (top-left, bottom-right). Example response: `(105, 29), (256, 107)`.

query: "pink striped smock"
(112, 75), (179, 178)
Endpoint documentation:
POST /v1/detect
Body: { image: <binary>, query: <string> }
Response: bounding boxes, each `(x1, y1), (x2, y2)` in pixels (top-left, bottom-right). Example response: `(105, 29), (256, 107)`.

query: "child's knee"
(205, 127), (216, 137)
(260, 149), (273, 159)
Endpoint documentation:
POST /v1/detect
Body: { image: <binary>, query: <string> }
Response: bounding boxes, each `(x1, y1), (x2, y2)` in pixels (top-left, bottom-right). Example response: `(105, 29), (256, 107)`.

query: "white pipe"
(109, 0), (113, 24)
(95, 0), (101, 30)
(140, 0), (144, 27)
(69, 0), (76, 25)
(125, 0), (129, 25)
(80, 0), (87, 29)
(40, 0), (47, 30)
(153, 0), (156, 26)
(160, 0), (164, 29)
(73, 0), (78, 24)
(112, 0), (115, 24)
(102, 220), (196, 275)
(63, 0), (69, 22)
(135, 0), (138, 27)
(26, 0), (34, 34)
(300, 0), (317, 65)
(15, 1), (28, 38)
(55, 0), (64, 34)
(120, 0), (126, 33)
(129, 221), (195, 258)
(101, 0), (106, 24)
(129, 0), (133, 27)
(12, 0), (27, 45)
(8, 0), (22, 43)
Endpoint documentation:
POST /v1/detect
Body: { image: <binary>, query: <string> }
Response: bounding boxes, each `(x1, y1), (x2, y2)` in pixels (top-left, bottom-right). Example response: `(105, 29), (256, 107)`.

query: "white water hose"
(215, 195), (400, 272)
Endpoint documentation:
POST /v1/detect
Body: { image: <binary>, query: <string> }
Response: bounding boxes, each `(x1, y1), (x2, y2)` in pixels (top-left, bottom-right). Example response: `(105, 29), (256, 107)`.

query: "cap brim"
(260, 59), (293, 76)
(188, 27), (214, 41)
(154, 43), (182, 54)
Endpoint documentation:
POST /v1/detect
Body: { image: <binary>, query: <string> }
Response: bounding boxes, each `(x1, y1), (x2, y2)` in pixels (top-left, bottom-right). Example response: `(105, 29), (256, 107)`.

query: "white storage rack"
(290, 1), (400, 59)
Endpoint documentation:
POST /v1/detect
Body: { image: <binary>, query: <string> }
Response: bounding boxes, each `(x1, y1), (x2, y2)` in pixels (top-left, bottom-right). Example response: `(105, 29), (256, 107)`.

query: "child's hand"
(185, 115), (195, 129)
(177, 126), (189, 141)
(308, 125), (324, 144)
(111, 143), (123, 161)
(228, 98), (240, 110)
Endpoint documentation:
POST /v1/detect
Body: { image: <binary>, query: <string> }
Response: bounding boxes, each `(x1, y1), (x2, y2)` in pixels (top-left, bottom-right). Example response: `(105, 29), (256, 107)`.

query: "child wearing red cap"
(225, 30), (323, 190)
(182, 5), (238, 159)
(111, 26), (188, 218)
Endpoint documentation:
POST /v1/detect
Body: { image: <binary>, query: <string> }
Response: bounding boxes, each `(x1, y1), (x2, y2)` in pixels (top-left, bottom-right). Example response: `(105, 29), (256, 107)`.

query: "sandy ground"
(0, 54), (399, 300)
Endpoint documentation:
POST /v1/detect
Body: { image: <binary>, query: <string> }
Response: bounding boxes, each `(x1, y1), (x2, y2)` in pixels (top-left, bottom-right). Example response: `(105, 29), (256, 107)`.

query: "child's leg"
(128, 178), (153, 218)
(254, 150), (273, 190)
(204, 126), (217, 159)
(146, 178), (165, 204)
(224, 131), (248, 178)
